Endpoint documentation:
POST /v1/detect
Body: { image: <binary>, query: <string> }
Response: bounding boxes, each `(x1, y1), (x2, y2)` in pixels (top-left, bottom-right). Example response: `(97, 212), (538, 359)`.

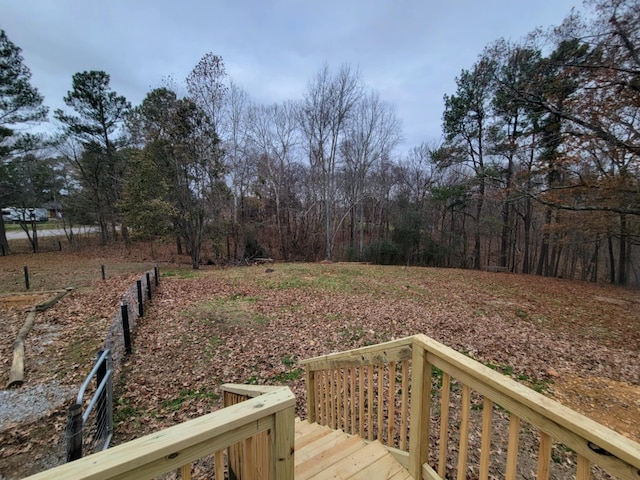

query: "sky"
(2, 0), (581, 155)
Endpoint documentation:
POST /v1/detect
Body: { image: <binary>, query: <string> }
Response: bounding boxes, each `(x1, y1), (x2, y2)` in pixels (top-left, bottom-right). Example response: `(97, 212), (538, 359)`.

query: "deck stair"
(294, 419), (411, 480)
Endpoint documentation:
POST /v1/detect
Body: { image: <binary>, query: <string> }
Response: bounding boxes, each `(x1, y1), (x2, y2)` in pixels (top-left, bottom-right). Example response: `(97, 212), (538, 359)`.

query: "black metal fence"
(66, 349), (113, 461)
(66, 266), (160, 462)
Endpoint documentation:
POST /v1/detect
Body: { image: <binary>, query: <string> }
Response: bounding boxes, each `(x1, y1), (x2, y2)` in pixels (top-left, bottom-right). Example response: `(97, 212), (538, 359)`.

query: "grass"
(3, 221), (61, 232)
(160, 388), (219, 412)
(182, 294), (265, 326)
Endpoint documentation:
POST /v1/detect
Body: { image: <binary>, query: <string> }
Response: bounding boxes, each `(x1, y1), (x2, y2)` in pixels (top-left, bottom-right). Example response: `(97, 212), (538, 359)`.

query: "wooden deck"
(294, 419), (410, 479)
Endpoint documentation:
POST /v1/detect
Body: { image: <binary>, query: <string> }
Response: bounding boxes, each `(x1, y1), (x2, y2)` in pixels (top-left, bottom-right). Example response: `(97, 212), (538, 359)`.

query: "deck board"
(294, 420), (409, 479)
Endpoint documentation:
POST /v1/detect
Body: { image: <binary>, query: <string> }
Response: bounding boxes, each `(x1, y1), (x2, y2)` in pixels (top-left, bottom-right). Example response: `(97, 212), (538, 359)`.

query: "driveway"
(5, 226), (99, 240)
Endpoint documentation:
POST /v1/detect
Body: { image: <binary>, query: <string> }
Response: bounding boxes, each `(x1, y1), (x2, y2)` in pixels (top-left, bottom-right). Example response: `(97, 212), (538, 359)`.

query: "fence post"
(146, 272), (152, 300)
(137, 280), (144, 317)
(121, 302), (132, 354)
(96, 351), (107, 443)
(24, 265), (30, 290)
(154, 264), (159, 287)
(101, 265), (106, 280)
(66, 403), (83, 462)
(58, 240), (62, 251)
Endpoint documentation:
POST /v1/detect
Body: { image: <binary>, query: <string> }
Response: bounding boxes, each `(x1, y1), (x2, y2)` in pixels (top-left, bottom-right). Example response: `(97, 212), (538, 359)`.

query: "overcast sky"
(2, 0), (580, 154)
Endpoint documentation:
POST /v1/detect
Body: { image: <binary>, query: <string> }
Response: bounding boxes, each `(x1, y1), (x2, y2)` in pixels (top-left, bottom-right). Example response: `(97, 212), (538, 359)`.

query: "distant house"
(42, 201), (63, 219)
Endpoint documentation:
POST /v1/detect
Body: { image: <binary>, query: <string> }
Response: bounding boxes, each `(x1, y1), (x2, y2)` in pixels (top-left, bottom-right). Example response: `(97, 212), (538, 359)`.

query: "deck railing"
(25, 385), (295, 480)
(221, 384), (285, 480)
(301, 334), (640, 480)
(300, 337), (413, 457)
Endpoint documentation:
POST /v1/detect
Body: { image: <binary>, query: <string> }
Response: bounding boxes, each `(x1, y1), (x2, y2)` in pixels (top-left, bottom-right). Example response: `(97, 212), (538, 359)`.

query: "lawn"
(0, 250), (638, 478)
(116, 262), (639, 444)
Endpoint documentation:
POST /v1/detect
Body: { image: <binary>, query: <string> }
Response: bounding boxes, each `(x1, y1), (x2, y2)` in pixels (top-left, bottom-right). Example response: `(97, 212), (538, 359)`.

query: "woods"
(1, 0), (638, 284)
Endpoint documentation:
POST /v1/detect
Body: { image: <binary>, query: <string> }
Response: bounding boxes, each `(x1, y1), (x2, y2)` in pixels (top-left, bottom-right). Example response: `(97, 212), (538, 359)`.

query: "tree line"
(1, 0), (638, 285)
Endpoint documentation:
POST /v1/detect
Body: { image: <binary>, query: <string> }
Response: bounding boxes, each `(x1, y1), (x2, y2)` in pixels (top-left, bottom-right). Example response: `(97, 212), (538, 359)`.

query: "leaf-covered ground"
(114, 263), (639, 446)
(0, 252), (638, 478)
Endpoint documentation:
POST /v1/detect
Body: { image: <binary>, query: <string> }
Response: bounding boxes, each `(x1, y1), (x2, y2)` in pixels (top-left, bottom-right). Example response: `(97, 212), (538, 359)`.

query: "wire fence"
(66, 349), (113, 461)
(65, 266), (159, 462)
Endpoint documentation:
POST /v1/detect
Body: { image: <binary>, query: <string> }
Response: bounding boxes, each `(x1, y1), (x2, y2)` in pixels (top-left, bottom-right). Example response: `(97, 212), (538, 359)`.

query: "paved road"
(5, 226), (99, 240)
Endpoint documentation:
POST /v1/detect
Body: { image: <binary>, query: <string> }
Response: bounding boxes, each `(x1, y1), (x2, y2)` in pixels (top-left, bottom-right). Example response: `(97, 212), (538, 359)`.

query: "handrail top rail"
(25, 386), (295, 480)
(220, 383), (284, 398)
(299, 336), (413, 370)
(410, 333), (640, 471)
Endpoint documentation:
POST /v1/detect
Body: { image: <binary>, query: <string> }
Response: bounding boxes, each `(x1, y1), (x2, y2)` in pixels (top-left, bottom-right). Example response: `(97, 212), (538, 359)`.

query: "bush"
(364, 240), (401, 265)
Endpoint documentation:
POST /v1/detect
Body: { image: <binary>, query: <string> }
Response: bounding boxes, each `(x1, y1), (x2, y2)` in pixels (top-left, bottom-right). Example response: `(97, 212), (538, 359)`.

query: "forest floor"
(0, 241), (638, 478)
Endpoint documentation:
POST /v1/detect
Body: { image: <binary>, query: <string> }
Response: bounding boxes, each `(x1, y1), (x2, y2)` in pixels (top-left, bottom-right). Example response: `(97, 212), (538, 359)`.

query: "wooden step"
(294, 421), (410, 480)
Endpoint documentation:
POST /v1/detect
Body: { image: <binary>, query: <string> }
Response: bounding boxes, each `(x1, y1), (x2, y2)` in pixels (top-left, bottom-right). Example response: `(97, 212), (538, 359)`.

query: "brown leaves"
(112, 263), (639, 448)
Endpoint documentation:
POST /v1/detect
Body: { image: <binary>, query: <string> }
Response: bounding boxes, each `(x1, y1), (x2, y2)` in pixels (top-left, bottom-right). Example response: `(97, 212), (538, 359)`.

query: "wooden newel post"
(146, 272), (152, 300)
(24, 265), (30, 290)
(154, 264), (159, 287)
(67, 403), (83, 462)
(408, 340), (432, 479)
(137, 280), (144, 317)
(273, 405), (295, 480)
(121, 302), (132, 354)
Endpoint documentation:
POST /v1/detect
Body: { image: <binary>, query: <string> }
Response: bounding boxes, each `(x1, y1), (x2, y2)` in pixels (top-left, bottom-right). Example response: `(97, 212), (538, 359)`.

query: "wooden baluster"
(367, 365), (374, 441)
(537, 432), (552, 480)
(350, 366), (356, 435)
(576, 454), (591, 480)
(342, 367), (349, 432)
(479, 398), (493, 480)
(359, 366), (365, 438)
(438, 372), (451, 478)
(244, 436), (255, 480)
(329, 368), (335, 429)
(377, 364), (384, 442)
(305, 368), (317, 424)
(400, 359), (409, 451)
(319, 370), (326, 426)
(505, 414), (520, 480)
(456, 384), (471, 480)
(214, 450), (225, 479)
(387, 361), (396, 447)
(336, 368), (342, 431)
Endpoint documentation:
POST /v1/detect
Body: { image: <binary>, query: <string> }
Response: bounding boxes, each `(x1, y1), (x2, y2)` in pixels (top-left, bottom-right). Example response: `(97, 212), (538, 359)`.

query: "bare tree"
(341, 91), (402, 257)
(223, 81), (253, 258)
(299, 64), (362, 260)
(247, 100), (300, 259)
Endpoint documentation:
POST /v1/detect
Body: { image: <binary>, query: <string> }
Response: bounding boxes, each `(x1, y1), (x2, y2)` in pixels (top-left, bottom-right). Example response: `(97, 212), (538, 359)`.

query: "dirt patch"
(593, 296), (631, 307)
(552, 375), (640, 442)
(0, 294), (51, 308)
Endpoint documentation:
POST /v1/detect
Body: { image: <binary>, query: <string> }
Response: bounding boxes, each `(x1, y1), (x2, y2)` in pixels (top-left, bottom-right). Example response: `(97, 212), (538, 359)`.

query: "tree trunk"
(618, 214), (627, 285)
(607, 234), (616, 284)
(0, 219), (10, 255)
(536, 207), (552, 276)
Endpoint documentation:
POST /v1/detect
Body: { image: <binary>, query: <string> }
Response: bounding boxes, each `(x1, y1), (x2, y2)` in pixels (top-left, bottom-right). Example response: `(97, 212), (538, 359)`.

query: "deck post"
(305, 368), (317, 424)
(272, 404), (295, 480)
(408, 339), (432, 479)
